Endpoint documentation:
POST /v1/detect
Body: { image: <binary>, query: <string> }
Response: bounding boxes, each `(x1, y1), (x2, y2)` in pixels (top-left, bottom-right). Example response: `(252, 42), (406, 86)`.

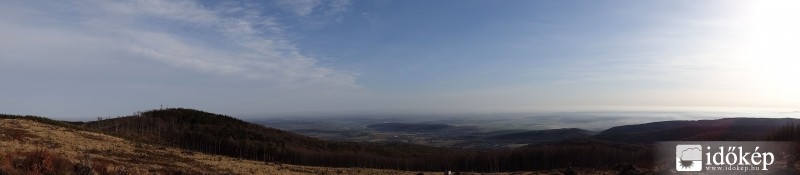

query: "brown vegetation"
(0, 118), (441, 174)
(0, 149), (78, 175)
(79, 108), (651, 172)
(1, 109), (665, 174)
(6, 109), (800, 174)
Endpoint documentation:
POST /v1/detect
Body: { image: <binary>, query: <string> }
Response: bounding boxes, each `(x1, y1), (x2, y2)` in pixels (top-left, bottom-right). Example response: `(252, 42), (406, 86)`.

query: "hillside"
(74, 108), (653, 172)
(83, 109), (327, 163)
(0, 115), (629, 174)
(81, 109), (476, 171)
(0, 118), (433, 175)
(594, 118), (800, 143)
(20, 109), (800, 174)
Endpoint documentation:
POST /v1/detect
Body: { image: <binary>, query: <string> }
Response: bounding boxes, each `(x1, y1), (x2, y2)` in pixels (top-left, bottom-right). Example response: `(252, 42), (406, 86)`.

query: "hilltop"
(0, 112), (617, 174)
(594, 118), (800, 142)
(79, 109), (466, 170)
(0, 117), (433, 174)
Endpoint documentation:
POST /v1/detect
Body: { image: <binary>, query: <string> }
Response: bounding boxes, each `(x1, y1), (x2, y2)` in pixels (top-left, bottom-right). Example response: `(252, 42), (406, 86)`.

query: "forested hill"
(84, 108), (324, 160)
(83, 108), (443, 167)
(0, 116), (434, 174)
(594, 118), (800, 143)
(77, 108), (651, 172)
(81, 108), (468, 171)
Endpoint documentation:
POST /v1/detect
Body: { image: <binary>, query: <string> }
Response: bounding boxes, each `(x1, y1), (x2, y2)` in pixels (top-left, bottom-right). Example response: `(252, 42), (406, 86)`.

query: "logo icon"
(676, 145), (702, 171)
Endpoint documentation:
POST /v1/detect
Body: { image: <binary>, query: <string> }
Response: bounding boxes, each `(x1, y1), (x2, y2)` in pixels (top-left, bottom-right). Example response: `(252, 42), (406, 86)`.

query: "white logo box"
(657, 141), (793, 174)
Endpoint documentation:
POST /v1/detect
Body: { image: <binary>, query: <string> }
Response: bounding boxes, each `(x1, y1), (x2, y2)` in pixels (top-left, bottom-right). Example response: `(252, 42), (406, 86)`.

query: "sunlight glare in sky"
(739, 0), (800, 105)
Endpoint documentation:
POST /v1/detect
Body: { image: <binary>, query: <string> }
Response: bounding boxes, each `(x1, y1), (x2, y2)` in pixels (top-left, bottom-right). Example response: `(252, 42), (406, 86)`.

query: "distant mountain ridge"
(594, 118), (800, 143)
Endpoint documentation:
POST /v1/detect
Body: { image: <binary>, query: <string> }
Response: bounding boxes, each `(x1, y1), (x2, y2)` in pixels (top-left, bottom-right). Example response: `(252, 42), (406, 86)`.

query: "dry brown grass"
(0, 119), (449, 174)
(0, 119), (605, 175)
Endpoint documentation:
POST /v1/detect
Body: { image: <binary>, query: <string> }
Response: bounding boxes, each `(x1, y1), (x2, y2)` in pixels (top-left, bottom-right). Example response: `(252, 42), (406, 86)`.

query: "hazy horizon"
(2, 0), (799, 118)
(15, 106), (797, 131)
(253, 110), (800, 131)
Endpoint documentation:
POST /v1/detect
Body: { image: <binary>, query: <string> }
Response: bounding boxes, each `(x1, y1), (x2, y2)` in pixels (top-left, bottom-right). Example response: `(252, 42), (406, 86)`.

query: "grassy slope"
(0, 118), (438, 175)
(0, 118), (594, 175)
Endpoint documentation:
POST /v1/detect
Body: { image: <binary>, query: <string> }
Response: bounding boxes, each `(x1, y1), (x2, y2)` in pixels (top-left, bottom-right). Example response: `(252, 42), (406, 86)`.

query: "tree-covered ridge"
(0, 114), (84, 131)
(76, 108), (650, 172)
(87, 108), (324, 159)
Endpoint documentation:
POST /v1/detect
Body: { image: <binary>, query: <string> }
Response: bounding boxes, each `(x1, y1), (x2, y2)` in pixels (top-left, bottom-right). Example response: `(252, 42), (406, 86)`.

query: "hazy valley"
(254, 111), (777, 148)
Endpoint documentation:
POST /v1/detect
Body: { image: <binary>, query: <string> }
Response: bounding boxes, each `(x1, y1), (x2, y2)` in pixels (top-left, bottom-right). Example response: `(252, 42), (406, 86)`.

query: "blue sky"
(1, 0), (798, 119)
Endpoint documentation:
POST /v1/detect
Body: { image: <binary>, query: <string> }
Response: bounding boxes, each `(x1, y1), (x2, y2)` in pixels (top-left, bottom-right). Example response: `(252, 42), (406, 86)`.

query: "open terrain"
(1, 110), (623, 174)
(3, 108), (800, 174)
(0, 118), (621, 175)
(0, 118), (445, 174)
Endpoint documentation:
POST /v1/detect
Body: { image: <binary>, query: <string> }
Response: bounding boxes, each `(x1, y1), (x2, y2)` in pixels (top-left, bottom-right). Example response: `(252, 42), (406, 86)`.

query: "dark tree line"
(767, 124), (800, 141)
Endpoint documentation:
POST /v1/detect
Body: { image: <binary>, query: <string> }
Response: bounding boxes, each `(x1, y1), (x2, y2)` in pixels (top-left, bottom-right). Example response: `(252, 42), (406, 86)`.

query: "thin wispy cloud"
(1, 0), (358, 89)
(0, 0), (363, 117)
(274, 0), (350, 17)
(275, 0), (321, 16)
(0, 0), (797, 118)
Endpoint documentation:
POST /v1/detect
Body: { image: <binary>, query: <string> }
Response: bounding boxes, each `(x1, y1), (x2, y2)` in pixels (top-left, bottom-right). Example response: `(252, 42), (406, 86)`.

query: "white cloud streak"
(275, 0), (321, 16)
(0, 0), (362, 117)
(274, 0), (351, 21)
(2, 0), (358, 90)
